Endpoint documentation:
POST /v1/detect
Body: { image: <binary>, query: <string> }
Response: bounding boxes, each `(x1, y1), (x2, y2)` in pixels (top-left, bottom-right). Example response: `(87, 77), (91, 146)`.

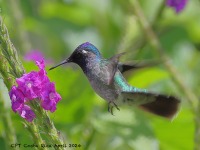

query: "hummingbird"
(50, 42), (180, 119)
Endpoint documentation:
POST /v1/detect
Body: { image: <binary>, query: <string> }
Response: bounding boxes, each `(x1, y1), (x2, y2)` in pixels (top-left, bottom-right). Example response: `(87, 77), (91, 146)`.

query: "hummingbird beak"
(49, 58), (71, 70)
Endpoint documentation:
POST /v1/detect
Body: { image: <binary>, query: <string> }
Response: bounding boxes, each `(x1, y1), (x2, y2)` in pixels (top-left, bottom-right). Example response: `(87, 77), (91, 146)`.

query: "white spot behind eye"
(82, 50), (87, 54)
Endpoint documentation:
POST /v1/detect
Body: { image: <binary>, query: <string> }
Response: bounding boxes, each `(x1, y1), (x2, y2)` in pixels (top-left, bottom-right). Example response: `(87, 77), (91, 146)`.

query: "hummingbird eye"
(82, 50), (88, 54)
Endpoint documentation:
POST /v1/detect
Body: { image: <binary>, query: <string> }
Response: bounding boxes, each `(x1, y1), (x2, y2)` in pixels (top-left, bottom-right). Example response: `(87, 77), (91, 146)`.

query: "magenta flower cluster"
(166, 0), (188, 13)
(9, 60), (61, 122)
(24, 50), (53, 64)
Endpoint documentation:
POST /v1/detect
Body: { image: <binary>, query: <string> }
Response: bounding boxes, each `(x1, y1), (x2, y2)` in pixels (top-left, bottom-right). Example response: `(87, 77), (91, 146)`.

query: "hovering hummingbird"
(50, 42), (180, 119)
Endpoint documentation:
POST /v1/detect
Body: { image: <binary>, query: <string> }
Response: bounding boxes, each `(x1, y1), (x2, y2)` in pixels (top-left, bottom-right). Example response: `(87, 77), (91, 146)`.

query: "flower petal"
(9, 86), (25, 112)
(19, 105), (36, 122)
(166, 0), (188, 13)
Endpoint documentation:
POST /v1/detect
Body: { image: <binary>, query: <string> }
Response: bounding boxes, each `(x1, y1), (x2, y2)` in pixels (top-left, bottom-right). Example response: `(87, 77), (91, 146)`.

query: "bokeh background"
(0, 0), (200, 150)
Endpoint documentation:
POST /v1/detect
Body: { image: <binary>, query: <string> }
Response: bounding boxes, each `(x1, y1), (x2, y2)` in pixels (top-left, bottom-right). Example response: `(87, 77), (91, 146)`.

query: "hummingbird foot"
(108, 101), (120, 115)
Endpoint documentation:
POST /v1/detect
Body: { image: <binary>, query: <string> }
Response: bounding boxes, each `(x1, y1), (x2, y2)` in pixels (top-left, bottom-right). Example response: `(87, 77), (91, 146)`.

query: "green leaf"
(39, 2), (92, 26)
(151, 107), (194, 150)
(128, 67), (169, 88)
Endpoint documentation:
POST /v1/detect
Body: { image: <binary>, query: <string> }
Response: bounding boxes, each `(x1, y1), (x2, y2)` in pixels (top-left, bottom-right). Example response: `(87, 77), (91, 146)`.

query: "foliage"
(0, 0), (200, 150)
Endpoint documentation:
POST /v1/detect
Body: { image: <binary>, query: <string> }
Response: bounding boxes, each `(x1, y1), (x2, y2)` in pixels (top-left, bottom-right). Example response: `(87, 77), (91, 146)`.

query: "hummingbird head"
(49, 42), (102, 70)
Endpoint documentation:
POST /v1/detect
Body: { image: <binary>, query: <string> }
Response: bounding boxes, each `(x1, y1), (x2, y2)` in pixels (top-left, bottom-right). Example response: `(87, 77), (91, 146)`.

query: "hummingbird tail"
(121, 91), (180, 119)
(139, 94), (180, 119)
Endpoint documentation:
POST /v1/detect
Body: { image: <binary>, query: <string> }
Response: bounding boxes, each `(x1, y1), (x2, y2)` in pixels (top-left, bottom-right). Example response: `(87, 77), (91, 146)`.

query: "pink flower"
(9, 60), (61, 122)
(24, 50), (53, 64)
(40, 82), (61, 112)
(9, 86), (25, 112)
(24, 50), (44, 62)
(16, 71), (42, 100)
(16, 60), (50, 100)
(36, 59), (45, 70)
(37, 60), (50, 84)
(166, 0), (188, 13)
(19, 105), (36, 122)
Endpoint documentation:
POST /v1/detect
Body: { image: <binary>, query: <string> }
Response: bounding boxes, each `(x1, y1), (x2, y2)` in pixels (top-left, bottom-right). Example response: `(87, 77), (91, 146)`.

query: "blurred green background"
(0, 0), (200, 149)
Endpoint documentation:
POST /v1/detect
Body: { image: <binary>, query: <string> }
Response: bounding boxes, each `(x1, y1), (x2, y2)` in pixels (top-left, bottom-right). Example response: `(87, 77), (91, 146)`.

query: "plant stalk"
(0, 16), (66, 149)
(130, 0), (199, 149)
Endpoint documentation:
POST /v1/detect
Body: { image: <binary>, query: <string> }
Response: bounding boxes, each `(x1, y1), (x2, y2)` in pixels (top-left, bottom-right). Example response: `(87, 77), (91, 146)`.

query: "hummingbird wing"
(121, 91), (180, 119)
(104, 52), (126, 85)
(118, 61), (160, 74)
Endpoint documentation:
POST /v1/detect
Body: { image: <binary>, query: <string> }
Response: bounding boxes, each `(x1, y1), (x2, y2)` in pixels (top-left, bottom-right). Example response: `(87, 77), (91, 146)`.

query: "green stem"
(151, 0), (166, 24)
(29, 100), (65, 149)
(117, 1), (166, 55)
(24, 121), (46, 150)
(0, 56), (14, 90)
(130, 0), (199, 149)
(0, 16), (25, 79)
(130, 0), (198, 109)
(84, 128), (96, 150)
